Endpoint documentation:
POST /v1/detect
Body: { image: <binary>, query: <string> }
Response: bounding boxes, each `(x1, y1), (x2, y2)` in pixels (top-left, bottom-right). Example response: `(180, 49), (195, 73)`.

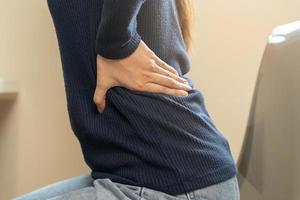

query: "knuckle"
(143, 72), (151, 80)
(148, 59), (155, 68)
(143, 83), (151, 91)
(135, 80), (144, 89)
(170, 79), (177, 87)
(166, 71), (173, 78)
(150, 63), (158, 72)
(147, 50), (156, 58)
(148, 59), (155, 65)
(163, 88), (170, 94)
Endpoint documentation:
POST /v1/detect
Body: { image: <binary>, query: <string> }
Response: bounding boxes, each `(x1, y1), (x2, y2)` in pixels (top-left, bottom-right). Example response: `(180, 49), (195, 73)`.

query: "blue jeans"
(12, 174), (240, 200)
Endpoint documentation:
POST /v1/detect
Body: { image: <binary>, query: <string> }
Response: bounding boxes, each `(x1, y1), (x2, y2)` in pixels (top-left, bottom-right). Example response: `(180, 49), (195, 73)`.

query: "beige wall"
(0, 0), (299, 199)
(0, 1), (90, 199)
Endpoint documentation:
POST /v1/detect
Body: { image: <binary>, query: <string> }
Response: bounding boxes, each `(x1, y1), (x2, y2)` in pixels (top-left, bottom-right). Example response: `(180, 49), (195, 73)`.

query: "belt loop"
(187, 191), (195, 200)
(139, 186), (144, 200)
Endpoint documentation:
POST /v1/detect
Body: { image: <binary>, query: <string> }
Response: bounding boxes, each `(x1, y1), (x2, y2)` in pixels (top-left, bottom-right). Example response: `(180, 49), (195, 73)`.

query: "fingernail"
(181, 79), (187, 83)
(186, 86), (192, 90)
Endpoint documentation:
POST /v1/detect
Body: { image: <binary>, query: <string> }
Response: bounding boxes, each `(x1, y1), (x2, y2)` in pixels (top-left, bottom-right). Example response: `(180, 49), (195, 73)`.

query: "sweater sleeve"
(95, 0), (146, 59)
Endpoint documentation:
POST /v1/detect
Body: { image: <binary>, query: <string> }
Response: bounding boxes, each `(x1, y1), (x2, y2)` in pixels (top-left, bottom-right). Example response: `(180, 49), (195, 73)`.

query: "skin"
(93, 40), (192, 112)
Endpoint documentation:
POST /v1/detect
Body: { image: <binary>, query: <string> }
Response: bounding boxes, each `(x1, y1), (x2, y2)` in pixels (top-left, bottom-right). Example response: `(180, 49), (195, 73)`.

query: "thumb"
(93, 85), (108, 113)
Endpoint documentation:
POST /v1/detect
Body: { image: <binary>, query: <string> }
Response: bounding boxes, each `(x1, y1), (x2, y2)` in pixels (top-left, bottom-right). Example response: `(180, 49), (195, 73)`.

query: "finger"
(151, 55), (188, 84)
(93, 86), (108, 113)
(151, 54), (179, 75)
(143, 82), (189, 97)
(148, 73), (192, 91)
(149, 61), (188, 84)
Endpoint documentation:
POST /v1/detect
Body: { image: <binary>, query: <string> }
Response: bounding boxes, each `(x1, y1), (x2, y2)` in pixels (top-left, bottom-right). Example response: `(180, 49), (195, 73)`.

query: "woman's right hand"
(93, 40), (192, 112)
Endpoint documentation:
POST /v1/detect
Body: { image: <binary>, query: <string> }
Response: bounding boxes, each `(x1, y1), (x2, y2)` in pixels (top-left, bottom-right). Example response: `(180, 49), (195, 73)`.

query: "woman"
(14, 0), (240, 199)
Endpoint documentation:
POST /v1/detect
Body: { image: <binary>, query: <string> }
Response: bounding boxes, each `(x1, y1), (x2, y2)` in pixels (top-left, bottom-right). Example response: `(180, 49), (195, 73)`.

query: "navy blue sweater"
(47, 0), (237, 195)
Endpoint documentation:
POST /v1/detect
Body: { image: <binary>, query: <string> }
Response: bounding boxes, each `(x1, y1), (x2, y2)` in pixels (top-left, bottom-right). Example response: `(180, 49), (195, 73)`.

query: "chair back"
(237, 21), (300, 200)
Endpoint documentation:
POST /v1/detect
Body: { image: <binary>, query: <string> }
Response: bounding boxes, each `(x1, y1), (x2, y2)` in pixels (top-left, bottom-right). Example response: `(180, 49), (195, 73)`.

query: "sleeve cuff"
(95, 31), (142, 59)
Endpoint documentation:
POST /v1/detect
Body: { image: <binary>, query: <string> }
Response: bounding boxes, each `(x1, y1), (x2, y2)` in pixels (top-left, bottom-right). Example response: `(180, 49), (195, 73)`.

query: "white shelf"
(0, 80), (18, 100)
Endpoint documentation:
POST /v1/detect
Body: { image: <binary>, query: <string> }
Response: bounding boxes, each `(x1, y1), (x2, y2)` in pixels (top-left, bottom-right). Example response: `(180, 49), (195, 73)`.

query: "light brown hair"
(175, 0), (194, 52)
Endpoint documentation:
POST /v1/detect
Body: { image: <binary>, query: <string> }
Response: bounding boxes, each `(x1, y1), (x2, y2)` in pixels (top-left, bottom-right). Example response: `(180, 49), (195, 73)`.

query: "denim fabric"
(12, 174), (240, 200)
(12, 174), (94, 200)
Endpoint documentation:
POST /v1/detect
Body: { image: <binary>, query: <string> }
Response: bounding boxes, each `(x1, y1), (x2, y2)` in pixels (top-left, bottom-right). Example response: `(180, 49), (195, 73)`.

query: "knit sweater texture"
(47, 0), (237, 195)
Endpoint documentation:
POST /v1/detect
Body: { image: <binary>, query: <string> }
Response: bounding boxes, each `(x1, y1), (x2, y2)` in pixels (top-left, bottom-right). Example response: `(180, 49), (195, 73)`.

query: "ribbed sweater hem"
(92, 162), (237, 196)
(158, 162), (237, 195)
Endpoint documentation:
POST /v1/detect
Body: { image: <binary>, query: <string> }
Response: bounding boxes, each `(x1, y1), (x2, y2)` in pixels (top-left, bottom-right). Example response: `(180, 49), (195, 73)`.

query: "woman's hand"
(93, 40), (192, 112)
